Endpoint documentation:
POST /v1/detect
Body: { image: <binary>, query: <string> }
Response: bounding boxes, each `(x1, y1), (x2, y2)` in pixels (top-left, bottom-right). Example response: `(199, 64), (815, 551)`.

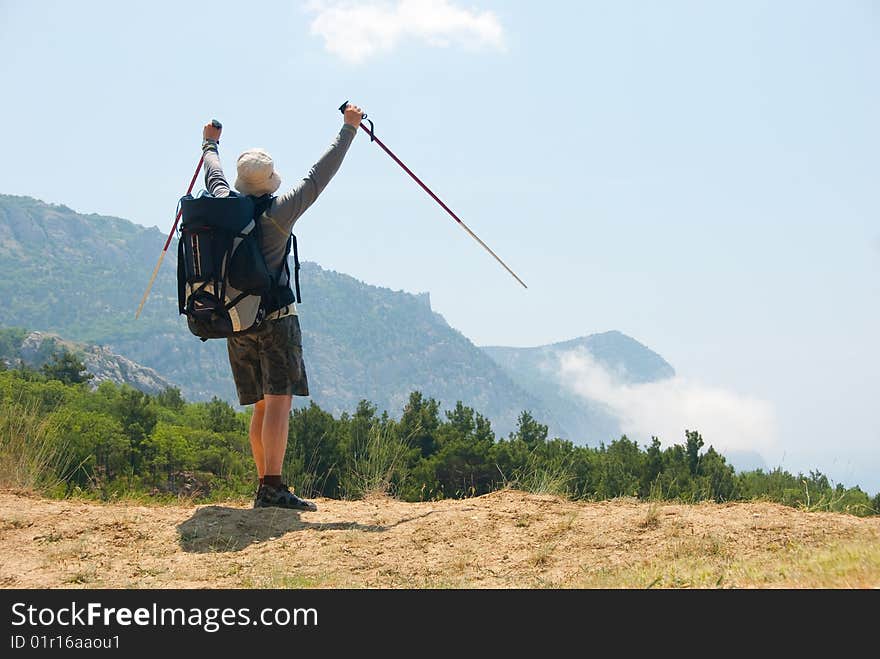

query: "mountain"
(0, 194), (675, 440)
(0, 195), (547, 435)
(481, 332), (676, 443)
(0, 328), (172, 394)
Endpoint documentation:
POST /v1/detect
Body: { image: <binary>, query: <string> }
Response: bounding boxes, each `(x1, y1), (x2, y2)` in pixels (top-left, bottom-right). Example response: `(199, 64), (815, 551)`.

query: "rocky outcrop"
(14, 330), (173, 395)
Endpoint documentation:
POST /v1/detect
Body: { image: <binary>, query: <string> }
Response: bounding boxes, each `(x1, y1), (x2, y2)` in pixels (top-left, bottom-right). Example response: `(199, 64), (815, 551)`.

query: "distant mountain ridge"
(0, 193), (675, 441)
(481, 332), (675, 443)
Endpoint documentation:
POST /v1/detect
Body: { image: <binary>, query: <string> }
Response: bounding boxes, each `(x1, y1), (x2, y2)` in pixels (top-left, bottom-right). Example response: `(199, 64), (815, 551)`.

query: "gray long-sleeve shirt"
(201, 123), (356, 309)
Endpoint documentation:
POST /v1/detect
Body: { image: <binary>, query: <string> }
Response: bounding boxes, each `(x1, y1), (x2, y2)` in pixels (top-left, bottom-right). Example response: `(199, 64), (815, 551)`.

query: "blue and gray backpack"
(176, 192), (300, 341)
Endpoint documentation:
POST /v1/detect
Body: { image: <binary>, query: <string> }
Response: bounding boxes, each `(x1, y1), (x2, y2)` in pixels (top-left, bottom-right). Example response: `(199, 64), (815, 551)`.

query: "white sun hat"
(234, 148), (282, 196)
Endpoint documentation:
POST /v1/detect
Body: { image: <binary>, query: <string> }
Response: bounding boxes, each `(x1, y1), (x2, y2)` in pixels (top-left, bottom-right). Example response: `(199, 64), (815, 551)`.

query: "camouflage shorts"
(226, 315), (309, 405)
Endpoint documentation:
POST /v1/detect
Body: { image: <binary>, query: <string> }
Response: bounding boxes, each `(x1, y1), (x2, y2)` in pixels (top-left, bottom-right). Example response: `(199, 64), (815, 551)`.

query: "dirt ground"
(1, 488), (878, 588)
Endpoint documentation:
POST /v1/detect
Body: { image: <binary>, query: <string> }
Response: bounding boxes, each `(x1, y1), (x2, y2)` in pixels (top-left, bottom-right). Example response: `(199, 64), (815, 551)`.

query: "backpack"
(176, 191), (301, 341)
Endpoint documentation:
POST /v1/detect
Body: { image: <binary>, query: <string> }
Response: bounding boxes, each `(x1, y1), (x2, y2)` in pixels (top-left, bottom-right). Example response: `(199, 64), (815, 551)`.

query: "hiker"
(200, 103), (364, 510)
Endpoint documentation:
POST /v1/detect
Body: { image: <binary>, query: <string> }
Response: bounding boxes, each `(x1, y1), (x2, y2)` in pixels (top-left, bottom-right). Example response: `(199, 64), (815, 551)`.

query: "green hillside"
(0, 194), (549, 435)
(1, 194), (680, 440)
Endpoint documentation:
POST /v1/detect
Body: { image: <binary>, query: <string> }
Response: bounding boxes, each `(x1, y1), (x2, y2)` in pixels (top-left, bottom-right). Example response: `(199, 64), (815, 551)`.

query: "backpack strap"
(176, 238), (186, 315)
(252, 194), (274, 222)
(290, 234), (302, 304)
(249, 194), (298, 311)
(275, 233), (302, 305)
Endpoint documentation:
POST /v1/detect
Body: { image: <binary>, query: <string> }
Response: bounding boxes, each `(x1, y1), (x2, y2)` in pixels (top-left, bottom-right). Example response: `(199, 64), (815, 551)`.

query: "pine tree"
(40, 349), (92, 385)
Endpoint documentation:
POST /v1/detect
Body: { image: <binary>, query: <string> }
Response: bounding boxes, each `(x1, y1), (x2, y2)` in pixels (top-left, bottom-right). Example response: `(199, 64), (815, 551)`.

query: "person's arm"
(201, 122), (230, 198)
(267, 104), (363, 234)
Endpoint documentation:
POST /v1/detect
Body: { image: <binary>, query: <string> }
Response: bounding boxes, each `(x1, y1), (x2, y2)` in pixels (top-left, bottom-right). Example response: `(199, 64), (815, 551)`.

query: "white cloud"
(554, 349), (777, 455)
(305, 0), (505, 64)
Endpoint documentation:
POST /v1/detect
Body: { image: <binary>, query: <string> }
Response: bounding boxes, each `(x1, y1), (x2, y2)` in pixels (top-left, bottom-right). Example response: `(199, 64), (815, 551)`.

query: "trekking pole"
(339, 101), (527, 289)
(134, 120), (222, 319)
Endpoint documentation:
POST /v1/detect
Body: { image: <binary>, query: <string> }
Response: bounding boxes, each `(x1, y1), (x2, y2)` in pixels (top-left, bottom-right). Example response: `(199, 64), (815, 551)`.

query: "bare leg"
(262, 394), (293, 477)
(249, 399), (267, 478)
(254, 394), (315, 511)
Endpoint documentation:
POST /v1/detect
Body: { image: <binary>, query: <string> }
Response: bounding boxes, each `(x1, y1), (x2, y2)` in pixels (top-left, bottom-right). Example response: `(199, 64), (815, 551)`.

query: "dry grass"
(340, 423), (412, 499)
(0, 489), (877, 589)
(0, 397), (73, 491)
(578, 538), (880, 588)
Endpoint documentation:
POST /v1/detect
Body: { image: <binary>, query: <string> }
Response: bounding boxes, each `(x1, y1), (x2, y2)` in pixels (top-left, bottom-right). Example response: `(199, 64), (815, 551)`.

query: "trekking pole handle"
(206, 119), (223, 144)
(338, 100), (374, 141)
(338, 100), (367, 120)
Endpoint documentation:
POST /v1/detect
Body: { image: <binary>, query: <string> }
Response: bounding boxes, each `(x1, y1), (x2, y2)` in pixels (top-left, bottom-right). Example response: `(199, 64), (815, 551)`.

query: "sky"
(1, 1), (878, 493)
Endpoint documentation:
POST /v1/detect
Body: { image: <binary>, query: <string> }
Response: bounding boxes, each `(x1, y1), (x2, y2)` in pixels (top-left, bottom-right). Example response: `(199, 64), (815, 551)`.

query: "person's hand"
(343, 103), (364, 128)
(203, 121), (222, 142)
